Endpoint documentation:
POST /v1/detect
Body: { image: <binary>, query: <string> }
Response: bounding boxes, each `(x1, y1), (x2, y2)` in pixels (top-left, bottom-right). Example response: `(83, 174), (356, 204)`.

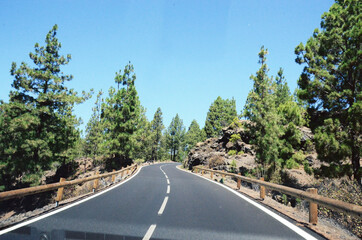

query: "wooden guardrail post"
(201, 170), (204, 176)
(121, 168), (124, 179)
(55, 177), (65, 207)
(237, 173), (241, 189)
(127, 168), (129, 175)
(111, 169), (116, 182)
(210, 171), (213, 180)
(93, 172), (99, 193)
(307, 188), (318, 225)
(260, 177), (265, 200)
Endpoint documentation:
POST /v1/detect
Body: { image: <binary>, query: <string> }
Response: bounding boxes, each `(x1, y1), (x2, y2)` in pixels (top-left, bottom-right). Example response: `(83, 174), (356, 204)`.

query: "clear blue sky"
(0, 0), (334, 133)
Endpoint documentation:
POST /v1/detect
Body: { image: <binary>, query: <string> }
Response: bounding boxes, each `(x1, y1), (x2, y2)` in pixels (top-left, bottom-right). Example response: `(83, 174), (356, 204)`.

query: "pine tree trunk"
(351, 132), (361, 184)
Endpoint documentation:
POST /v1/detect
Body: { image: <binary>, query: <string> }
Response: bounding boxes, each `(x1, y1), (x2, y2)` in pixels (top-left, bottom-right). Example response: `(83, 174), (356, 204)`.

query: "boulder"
(226, 141), (234, 150)
(298, 126), (313, 143)
(187, 120), (256, 170)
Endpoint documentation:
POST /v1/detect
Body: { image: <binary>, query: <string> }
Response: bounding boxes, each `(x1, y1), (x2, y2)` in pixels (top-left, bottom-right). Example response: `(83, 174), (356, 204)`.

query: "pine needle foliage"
(205, 96), (237, 138)
(101, 62), (141, 168)
(0, 25), (90, 189)
(295, 0), (361, 182)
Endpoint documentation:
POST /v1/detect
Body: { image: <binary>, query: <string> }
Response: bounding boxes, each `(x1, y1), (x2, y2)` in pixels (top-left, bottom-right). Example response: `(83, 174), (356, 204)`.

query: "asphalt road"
(0, 163), (323, 240)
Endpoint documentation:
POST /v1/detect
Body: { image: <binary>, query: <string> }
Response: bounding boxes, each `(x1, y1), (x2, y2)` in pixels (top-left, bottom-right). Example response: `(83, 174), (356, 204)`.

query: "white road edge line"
(176, 166), (317, 240)
(143, 224), (157, 240)
(167, 185), (170, 194)
(158, 196), (169, 215)
(0, 165), (144, 236)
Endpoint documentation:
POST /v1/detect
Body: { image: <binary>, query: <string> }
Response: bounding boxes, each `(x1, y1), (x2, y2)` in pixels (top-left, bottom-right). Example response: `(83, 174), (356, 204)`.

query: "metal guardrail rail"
(0, 164), (138, 203)
(193, 166), (362, 224)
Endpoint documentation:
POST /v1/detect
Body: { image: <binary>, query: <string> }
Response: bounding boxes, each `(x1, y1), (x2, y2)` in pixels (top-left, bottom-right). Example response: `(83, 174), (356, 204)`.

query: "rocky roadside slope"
(185, 121), (361, 238)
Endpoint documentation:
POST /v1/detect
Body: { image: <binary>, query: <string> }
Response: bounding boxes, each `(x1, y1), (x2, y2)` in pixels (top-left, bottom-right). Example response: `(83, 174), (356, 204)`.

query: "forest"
(0, 0), (360, 193)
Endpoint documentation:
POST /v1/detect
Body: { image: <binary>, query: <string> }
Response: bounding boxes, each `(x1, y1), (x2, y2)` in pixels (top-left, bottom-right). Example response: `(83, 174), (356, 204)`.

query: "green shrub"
(230, 117), (242, 129)
(291, 150), (305, 164)
(230, 159), (237, 173)
(230, 159), (237, 168)
(22, 173), (42, 187)
(228, 150), (237, 156)
(230, 134), (241, 143)
(303, 161), (313, 175)
(282, 194), (288, 205)
(304, 139), (314, 152)
(135, 159), (145, 165)
(238, 151), (244, 155)
(285, 159), (299, 169)
(280, 145), (294, 161)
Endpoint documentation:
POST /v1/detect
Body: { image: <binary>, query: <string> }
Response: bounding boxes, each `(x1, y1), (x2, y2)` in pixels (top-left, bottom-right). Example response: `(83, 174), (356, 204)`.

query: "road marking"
(167, 185), (170, 194)
(143, 224), (156, 240)
(177, 165), (317, 240)
(0, 166), (144, 236)
(158, 196), (169, 215)
(166, 179), (170, 184)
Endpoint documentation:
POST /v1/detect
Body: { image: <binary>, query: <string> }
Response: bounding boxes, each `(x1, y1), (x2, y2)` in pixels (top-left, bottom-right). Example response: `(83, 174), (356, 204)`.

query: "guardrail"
(0, 164), (138, 206)
(193, 166), (362, 225)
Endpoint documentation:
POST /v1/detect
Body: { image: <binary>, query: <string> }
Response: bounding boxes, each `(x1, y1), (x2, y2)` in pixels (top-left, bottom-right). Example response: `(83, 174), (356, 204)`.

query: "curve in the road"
(0, 163), (323, 240)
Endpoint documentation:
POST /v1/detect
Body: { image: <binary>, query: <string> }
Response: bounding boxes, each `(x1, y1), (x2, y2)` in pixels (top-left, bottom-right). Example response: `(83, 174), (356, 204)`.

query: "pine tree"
(204, 96), (237, 138)
(274, 68), (292, 107)
(150, 107), (164, 161)
(165, 114), (186, 161)
(102, 62), (140, 168)
(243, 46), (282, 173)
(185, 120), (205, 153)
(85, 90), (104, 157)
(0, 25), (89, 189)
(131, 106), (153, 161)
(295, 0), (361, 182)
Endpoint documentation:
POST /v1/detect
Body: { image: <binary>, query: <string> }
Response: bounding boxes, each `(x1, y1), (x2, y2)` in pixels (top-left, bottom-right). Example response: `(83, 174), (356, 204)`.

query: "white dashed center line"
(158, 196), (169, 215)
(167, 185), (170, 194)
(143, 224), (157, 240)
(166, 178), (170, 184)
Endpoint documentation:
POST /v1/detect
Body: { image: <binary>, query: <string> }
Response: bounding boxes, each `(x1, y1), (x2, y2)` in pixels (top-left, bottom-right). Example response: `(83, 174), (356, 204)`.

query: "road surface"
(0, 162), (323, 240)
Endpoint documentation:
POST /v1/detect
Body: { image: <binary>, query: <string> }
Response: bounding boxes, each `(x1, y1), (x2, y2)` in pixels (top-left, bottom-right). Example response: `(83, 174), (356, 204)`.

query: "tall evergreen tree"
(131, 106), (153, 161)
(165, 114), (186, 161)
(0, 25), (89, 189)
(243, 46), (282, 172)
(295, 0), (361, 182)
(204, 96), (237, 138)
(185, 120), (205, 153)
(274, 68), (292, 106)
(150, 107), (164, 161)
(102, 62), (140, 168)
(85, 90), (104, 157)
